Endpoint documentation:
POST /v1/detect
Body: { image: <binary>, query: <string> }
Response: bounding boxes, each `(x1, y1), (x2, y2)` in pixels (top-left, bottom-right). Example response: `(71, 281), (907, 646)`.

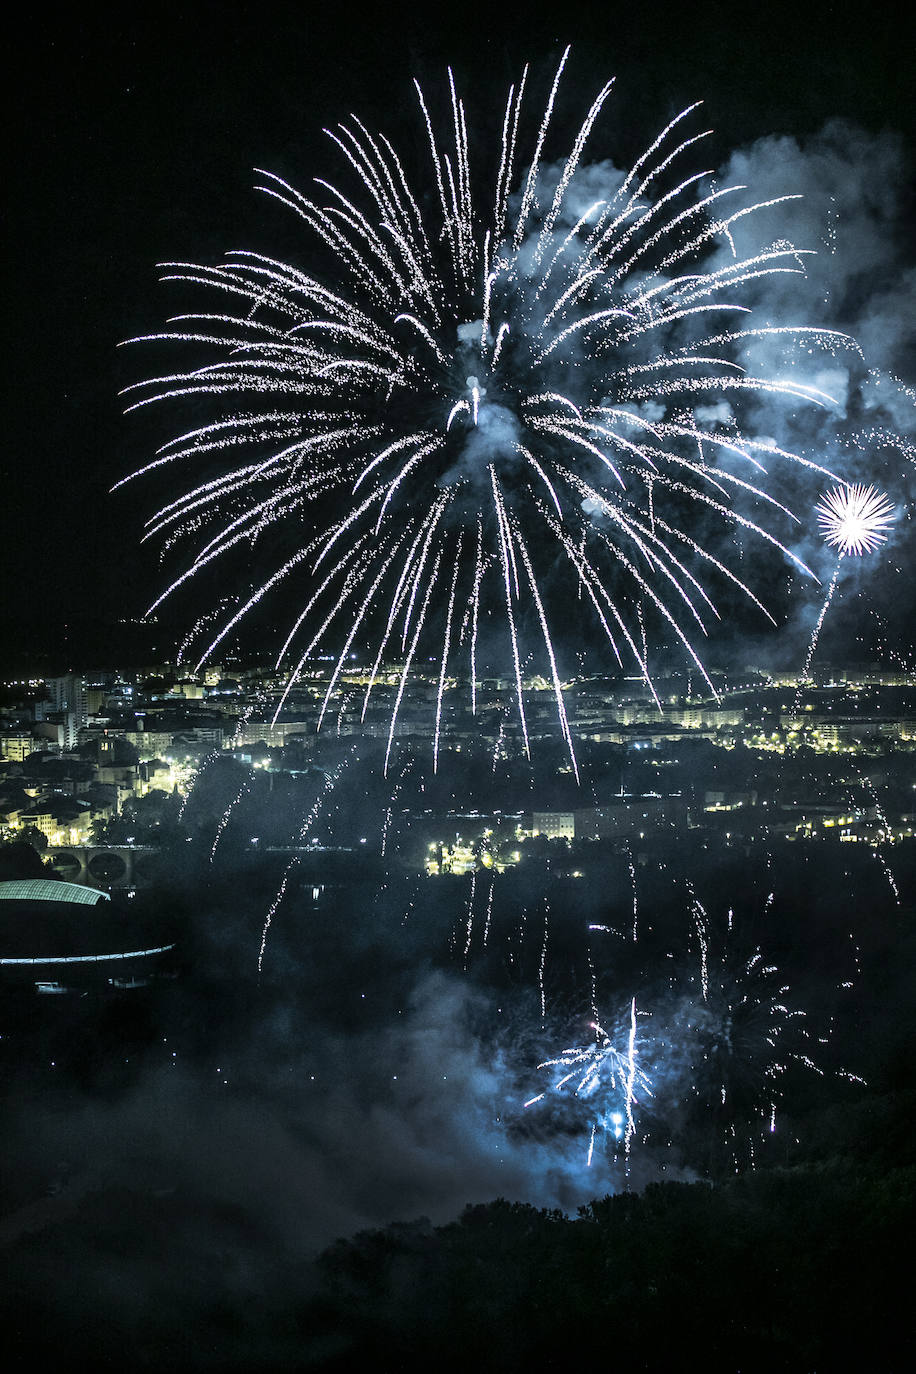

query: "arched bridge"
(45, 845), (159, 890)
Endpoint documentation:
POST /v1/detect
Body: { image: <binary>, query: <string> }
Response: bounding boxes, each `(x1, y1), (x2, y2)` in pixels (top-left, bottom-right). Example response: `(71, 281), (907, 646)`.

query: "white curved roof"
(0, 879), (110, 905)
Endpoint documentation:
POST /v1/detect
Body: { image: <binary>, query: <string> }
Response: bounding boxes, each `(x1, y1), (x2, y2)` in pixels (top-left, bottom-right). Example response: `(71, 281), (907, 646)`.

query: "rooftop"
(0, 878), (110, 906)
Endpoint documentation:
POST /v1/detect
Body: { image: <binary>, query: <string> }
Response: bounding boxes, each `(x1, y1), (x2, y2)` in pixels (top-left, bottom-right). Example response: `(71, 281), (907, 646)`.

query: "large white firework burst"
(816, 483), (896, 556)
(121, 48), (854, 774)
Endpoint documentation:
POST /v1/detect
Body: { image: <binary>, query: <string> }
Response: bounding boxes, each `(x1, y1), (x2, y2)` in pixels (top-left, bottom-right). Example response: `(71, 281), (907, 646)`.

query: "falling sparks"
(538, 900), (550, 1020)
(257, 750), (353, 971)
(625, 840), (638, 942)
(258, 858), (298, 974)
(526, 1003), (652, 1164)
(689, 884), (710, 1001)
(463, 868), (477, 964)
(210, 770), (254, 862)
(483, 875), (495, 948)
(122, 52), (854, 769)
(520, 884), (859, 1172)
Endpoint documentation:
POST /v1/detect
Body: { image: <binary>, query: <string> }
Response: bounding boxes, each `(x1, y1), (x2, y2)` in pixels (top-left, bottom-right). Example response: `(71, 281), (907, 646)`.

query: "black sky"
(5, 0), (914, 666)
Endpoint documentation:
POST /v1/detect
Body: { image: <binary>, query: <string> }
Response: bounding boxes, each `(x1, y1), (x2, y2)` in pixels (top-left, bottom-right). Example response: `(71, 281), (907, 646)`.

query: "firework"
(525, 999), (651, 1165)
(520, 879), (852, 1173)
(258, 748), (354, 971)
(816, 483), (896, 556)
(123, 51), (854, 768)
(798, 483), (896, 693)
(210, 769), (255, 862)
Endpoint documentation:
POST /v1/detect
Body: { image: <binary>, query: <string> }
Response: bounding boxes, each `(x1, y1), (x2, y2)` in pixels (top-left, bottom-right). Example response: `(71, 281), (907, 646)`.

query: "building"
(0, 878), (175, 992)
(0, 730), (36, 762)
(18, 797), (93, 846)
(41, 675), (89, 749)
(531, 811), (576, 840)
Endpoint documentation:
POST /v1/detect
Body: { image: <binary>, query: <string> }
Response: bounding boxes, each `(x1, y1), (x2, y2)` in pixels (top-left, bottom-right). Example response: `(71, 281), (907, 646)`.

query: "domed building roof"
(0, 877), (173, 989)
(0, 878), (110, 906)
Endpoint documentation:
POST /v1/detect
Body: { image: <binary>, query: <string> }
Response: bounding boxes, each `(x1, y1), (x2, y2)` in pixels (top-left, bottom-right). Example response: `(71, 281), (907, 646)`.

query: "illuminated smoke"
(121, 51), (865, 765)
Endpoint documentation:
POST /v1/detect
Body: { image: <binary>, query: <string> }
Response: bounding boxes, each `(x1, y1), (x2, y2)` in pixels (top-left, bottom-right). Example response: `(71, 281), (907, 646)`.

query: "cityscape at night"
(3, 6), (914, 1370)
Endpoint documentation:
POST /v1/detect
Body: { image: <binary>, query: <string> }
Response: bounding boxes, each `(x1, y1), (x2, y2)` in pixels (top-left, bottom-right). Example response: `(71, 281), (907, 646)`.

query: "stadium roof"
(0, 879), (110, 905)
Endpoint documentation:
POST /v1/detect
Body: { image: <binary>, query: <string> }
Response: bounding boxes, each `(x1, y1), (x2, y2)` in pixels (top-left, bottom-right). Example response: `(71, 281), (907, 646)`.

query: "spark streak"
(124, 55), (854, 762)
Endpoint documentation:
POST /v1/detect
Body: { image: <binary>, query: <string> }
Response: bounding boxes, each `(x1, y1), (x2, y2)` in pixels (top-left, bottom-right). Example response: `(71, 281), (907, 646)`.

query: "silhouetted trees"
(302, 1149), (915, 1372)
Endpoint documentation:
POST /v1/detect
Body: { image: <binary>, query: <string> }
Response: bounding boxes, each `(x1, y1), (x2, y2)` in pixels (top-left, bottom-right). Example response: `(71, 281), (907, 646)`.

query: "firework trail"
(797, 558), (842, 694)
(258, 748), (354, 972)
(210, 768), (255, 862)
(796, 483), (895, 706)
(121, 51), (853, 765)
(491, 710), (509, 773)
(380, 756), (416, 857)
(852, 764), (901, 905)
(177, 762), (210, 825)
(462, 868), (477, 965)
(663, 894), (855, 1167)
(538, 898), (550, 1020)
(625, 839), (638, 942)
(177, 684), (269, 825)
(176, 598), (239, 665)
(258, 859), (298, 974)
(482, 873), (495, 948)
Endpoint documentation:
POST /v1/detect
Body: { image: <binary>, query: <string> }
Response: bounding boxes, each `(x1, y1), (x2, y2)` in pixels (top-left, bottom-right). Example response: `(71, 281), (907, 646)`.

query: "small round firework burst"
(816, 483), (895, 556)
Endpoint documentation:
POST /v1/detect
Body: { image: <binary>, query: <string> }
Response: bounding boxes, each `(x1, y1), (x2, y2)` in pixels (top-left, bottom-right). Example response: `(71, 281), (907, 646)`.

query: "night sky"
(3, 7), (916, 1367)
(5, 1), (914, 668)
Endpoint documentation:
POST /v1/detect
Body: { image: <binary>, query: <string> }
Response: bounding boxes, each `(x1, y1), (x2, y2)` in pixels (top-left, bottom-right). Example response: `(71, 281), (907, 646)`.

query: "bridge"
(45, 845), (159, 890)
